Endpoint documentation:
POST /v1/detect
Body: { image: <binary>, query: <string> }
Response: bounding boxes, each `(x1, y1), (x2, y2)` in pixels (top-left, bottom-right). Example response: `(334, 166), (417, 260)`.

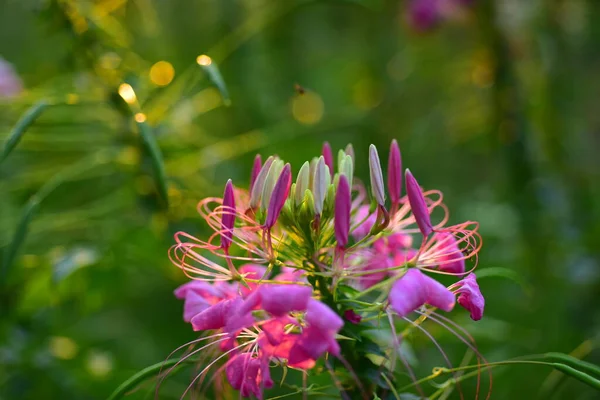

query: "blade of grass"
(107, 358), (194, 400)
(0, 151), (111, 283)
(0, 100), (49, 165)
(136, 121), (169, 208)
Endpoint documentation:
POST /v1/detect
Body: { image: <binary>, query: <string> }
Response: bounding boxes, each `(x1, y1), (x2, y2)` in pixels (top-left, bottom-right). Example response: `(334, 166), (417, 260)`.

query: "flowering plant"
(168, 140), (486, 399)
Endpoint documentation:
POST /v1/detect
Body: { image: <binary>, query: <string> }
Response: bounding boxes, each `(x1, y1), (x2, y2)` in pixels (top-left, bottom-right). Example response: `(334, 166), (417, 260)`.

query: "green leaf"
(137, 121), (169, 208)
(0, 100), (49, 165)
(197, 58), (231, 106)
(544, 352), (600, 378)
(1, 152), (110, 283)
(107, 358), (193, 400)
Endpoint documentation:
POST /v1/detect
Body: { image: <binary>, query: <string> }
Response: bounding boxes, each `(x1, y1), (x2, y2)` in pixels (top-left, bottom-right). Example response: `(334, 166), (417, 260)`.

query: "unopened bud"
(369, 144), (386, 206)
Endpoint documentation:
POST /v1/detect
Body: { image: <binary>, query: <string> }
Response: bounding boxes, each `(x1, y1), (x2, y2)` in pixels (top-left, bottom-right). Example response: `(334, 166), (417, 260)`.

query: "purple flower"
(389, 269), (455, 317)
(408, 0), (441, 32)
(351, 205), (377, 241)
(455, 273), (484, 320)
(433, 232), (465, 274)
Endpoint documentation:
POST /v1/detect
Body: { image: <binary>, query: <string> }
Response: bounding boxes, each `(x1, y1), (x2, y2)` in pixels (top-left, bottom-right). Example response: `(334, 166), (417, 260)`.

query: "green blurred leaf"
(0, 100), (49, 165)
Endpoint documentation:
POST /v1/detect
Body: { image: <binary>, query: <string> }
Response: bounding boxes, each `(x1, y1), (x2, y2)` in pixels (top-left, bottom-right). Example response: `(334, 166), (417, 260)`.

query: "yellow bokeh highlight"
(86, 351), (113, 378)
(134, 113), (147, 123)
(149, 61), (175, 86)
(352, 78), (382, 111)
(49, 336), (78, 360)
(291, 91), (324, 125)
(196, 54), (212, 66)
(118, 83), (137, 104)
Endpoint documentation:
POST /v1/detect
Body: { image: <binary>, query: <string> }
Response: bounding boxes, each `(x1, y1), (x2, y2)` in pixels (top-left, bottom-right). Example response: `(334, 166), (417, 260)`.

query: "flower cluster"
(169, 140), (485, 399)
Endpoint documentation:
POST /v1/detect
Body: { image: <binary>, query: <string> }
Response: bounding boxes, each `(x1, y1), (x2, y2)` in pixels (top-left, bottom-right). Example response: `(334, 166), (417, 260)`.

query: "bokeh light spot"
(196, 54), (212, 66)
(291, 91), (324, 125)
(118, 83), (137, 104)
(49, 337), (78, 360)
(149, 61), (175, 86)
(86, 350), (113, 378)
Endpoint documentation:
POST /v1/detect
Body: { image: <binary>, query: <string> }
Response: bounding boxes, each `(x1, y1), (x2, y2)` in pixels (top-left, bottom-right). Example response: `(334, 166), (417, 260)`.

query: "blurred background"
(1, 0), (599, 399)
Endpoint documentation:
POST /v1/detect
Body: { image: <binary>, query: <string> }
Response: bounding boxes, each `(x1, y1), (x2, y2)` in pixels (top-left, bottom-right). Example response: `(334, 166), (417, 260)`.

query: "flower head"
(168, 141), (486, 399)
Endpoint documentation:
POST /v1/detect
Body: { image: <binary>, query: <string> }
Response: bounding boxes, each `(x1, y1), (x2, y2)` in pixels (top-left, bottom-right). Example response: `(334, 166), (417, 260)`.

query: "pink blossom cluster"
(170, 140), (485, 398)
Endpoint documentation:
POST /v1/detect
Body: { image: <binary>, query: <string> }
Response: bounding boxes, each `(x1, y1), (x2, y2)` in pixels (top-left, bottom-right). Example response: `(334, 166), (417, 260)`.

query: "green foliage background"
(1, 0), (599, 399)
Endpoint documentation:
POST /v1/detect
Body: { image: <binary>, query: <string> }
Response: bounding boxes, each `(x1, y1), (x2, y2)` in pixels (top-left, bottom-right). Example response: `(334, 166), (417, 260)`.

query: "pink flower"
(432, 232), (466, 274)
(352, 205), (377, 240)
(226, 352), (273, 399)
(389, 269), (455, 317)
(455, 273), (484, 321)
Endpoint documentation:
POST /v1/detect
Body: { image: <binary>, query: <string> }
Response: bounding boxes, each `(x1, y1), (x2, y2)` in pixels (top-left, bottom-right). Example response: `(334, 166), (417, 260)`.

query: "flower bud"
(339, 154), (353, 188)
(313, 156), (330, 215)
(334, 175), (351, 248)
(249, 154), (262, 192)
(265, 164), (292, 228)
(388, 139), (402, 205)
(221, 179), (236, 250)
(405, 169), (433, 237)
(261, 159), (284, 211)
(369, 144), (386, 206)
(294, 161), (310, 206)
(322, 142), (334, 177)
(345, 143), (355, 164)
(249, 156), (274, 209)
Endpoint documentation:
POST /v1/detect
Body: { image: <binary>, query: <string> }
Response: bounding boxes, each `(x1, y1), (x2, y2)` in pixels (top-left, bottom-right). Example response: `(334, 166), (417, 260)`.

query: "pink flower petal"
(456, 273), (484, 321)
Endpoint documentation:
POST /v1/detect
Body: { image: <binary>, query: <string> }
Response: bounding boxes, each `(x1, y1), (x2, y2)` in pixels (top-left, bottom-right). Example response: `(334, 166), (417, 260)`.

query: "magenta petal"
(305, 299), (343, 332)
(191, 299), (236, 331)
(183, 291), (211, 322)
(388, 139), (402, 204)
(456, 273), (485, 321)
(422, 273), (455, 312)
(221, 179), (236, 249)
(174, 281), (219, 300)
(250, 154), (262, 192)
(260, 284), (312, 316)
(389, 269), (455, 317)
(225, 353), (263, 399)
(322, 142), (334, 177)
(389, 269), (427, 317)
(265, 163), (292, 228)
(405, 169), (433, 237)
(334, 175), (351, 248)
(352, 205), (377, 241)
